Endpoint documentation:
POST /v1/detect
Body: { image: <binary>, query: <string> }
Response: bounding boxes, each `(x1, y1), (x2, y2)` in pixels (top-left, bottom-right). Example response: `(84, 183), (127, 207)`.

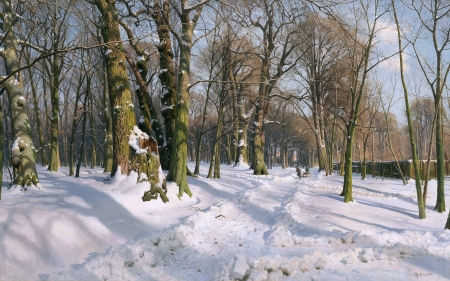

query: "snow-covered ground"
(1, 163), (449, 280)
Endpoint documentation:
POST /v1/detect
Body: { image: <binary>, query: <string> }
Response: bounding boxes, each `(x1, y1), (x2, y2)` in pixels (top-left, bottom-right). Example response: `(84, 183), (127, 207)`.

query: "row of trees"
(0, 0), (449, 227)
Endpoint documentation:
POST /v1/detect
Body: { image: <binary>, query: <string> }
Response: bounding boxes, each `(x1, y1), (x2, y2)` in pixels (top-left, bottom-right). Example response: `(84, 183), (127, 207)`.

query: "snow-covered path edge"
(39, 166), (450, 281)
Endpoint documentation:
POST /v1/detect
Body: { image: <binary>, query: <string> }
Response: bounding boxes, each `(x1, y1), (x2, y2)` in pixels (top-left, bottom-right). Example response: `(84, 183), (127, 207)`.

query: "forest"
(2, 0), (450, 279)
(1, 0), (450, 236)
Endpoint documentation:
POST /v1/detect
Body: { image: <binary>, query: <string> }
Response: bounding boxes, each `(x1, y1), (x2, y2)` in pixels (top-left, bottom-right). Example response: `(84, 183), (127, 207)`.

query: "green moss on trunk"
(253, 118), (268, 175)
(96, 1), (136, 176)
(152, 1), (176, 170)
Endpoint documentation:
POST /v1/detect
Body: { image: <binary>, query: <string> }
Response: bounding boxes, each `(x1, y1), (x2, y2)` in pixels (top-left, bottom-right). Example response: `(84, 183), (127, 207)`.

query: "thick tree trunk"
(0, 96), (3, 199)
(152, 0), (176, 170)
(1, 3), (40, 187)
(235, 98), (250, 166)
(252, 61), (269, 176)
(95, 1), (137, 176)
(252, 107), (268, 175)
(166, 42), (192, 197)
(166, 1), (205, 197)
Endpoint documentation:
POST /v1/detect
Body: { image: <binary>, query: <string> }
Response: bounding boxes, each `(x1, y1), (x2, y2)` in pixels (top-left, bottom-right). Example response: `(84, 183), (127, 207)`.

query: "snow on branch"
(262, 119), (285, 127)
(241, 105), (255, 120)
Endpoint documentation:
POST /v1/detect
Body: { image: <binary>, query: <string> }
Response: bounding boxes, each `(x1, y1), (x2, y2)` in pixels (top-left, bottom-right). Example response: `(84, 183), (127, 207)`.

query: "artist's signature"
(414, 272), (432, 278)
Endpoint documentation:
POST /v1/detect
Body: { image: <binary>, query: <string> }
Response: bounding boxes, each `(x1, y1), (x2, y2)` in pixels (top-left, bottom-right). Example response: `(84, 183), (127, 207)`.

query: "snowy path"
(1, 164), (450, 280)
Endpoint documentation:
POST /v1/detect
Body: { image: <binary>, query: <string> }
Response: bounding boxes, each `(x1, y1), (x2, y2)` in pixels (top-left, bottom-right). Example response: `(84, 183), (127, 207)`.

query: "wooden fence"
(333, 160), (450, 180)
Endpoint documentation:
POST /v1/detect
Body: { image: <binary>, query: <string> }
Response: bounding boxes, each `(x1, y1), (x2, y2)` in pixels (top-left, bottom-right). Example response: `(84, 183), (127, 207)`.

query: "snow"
(128, 126), (149, 154)
(234, 155), (250, 170)
(1, 164), (450, 280)
(236, 139), (247, 147)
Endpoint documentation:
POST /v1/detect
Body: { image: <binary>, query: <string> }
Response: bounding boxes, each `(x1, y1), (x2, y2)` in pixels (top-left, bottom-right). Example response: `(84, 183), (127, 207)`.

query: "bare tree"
(409, 0), (450, 213)
(234, 0), (304, 175)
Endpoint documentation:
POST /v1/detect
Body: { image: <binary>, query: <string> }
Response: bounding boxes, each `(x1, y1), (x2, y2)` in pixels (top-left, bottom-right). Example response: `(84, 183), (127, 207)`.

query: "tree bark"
(0, 1), (40, 187)
(0, 95), (3, 199)
(166, 0), (207, 197)
(89, 93), (96, 168)
(392, 0), (425, 218)
(95, 0), (137, 176)
(101, 47), (113, 173)
(76, 80), (90, 178)
(47, 52), (61, 172)
(151, 0), (176, 170)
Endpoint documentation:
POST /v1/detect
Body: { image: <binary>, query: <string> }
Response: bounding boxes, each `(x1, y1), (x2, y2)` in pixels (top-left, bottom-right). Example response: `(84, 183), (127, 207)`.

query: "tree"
(0, 0), (40, 187)
(236, 0), (304, 175)
(387, 0), (426, 218)
(409, 0), (450, 213)
(336, 0), (390, 203)
(40, 0), (74, 172)
(165, 0), (210, 197)
(93, 0), (167, 202)
(295, 13), (349, 175)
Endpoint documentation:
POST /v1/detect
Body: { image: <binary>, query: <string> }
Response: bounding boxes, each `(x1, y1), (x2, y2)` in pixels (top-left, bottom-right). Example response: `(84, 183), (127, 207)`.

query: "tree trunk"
(1, 2), (40, 187)
(76, 82), (90, 177)
(166, 41), (192, 197)
(423, 111), (436, 206)
(48, 54), (61, 172)
(341, 132), (354, 202)
(0, 95), (3, 199)
(252, 103), (268, 175)
(63, 91), (69, 167)
(194, 90), (209, 174)
(207, 104), (224, 179)
(101, 48), (113, 173)
(361, 140), (367, 180)
(392, 0), (425, 218)
(434, 103), (445, 212)
(95, 1), (137, 176)
(235, 96), (251, 166)
(445, 211), (450, 230)
(226, 134), (232, 165)
(90, 93), (96, 168)
(166, 2), (205, 197)
(68, 71), (85, 176)
(152, 0), (176, 170)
